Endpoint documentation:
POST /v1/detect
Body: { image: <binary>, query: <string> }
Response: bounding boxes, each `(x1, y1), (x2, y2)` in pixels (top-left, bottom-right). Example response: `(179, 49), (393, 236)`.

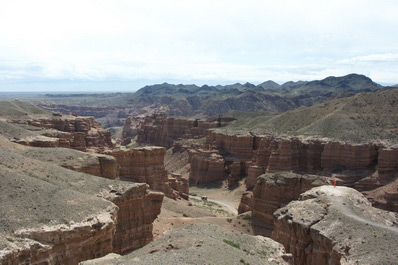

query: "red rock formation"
(227, 160), (249, 188)
(378, 148), (398, 173)
(272, 186), (398, 265)
(1, 183), (163, 265)
(206, 132), (255, 159)
(169, 173), (189, 200)
(121, 116), (144, 145)
(5, 208), (118, 265)
(238, 191), (253, 214)
(208, 131), (398, 178)
(252, 172), (326, 236)
(321, 142), (378, 172)
(61, 153), (119, 180)
(101, 184), (164, 254)
(112, 147), (187, 199)
(189, 149), (226, 184)
(246, 165), (265, 190)
(9, 116), (113, 151)
(136, 114), (231, 148)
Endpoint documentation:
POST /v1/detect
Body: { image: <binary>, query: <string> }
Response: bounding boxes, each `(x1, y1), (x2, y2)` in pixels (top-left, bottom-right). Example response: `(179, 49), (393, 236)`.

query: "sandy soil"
(153, 194), (253, 241)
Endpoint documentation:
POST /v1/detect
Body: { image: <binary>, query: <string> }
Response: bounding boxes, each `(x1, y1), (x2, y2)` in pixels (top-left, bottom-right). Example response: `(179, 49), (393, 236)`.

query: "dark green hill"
(131, 74), (381, 116)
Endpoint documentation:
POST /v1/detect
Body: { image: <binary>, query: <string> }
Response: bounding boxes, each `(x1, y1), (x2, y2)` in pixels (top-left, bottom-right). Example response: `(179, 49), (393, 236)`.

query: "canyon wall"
(208, 132), (398, 182)
(101, 184), (164, 254)
(135, 113), (233, 148)
(112, 146), (188, 199)
(189, 149), (226, 184)
(271, 186), (398, 265)
(10, 116), (113, 151)
(61, 153), (119, 180)
(250, 172), (326, 236)
(1, 183), (163, 265)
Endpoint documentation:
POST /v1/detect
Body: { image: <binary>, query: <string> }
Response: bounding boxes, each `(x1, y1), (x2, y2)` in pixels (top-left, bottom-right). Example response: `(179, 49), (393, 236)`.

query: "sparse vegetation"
(223, 239), (240, 249)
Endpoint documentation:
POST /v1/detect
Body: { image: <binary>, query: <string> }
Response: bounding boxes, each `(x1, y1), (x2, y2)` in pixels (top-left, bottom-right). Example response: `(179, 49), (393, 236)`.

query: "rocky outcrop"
(100, 184), (163, 254)
(10, 116), (113, 151)
(112, 147), (188, 199)
(2, 207), (118, 265)
(207, 132), (256, 159)
(378, 148), (398, 173)
(121, 116), (144, 145)
(252, 173), (326, 235)
(189, 149), (226, 184)
(81, 223), (291, 265)
(136, 114), (232, 148)
(208, 131), (398, 179)
(169, 173), (189, 200)
(238, 191), (253, 214)
(272, 186), (398, 265)
(0, 182), (163, 265)
(61, 153), (119, 180)
(321, 142), (378, 172)
(364, 175), (398, 213)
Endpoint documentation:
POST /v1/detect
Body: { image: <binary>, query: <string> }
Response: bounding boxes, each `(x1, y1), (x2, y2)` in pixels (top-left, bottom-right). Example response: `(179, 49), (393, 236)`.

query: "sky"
(0, 0), (397, 92)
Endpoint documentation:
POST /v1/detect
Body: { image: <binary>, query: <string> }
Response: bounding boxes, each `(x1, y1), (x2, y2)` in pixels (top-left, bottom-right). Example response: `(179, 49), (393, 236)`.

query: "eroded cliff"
(272, 186), (398, 265)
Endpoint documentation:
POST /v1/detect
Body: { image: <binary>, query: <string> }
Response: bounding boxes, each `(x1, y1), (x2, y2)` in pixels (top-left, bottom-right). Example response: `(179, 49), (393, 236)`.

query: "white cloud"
(0, 0), (398, 90)
(337, 54), (398, 64)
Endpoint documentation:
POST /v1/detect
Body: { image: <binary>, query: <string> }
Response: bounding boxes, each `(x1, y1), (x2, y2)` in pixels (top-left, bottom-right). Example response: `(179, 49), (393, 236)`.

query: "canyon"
(2, 83), (398, 265)
(0, 139), (163, 265)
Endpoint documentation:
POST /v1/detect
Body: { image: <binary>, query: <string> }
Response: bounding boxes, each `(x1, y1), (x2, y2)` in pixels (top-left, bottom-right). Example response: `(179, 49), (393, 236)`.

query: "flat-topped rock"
(272, 186), (398, 265)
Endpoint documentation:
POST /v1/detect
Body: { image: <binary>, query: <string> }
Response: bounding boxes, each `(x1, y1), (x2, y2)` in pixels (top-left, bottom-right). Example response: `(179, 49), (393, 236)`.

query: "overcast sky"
(0, 0), (397, 92)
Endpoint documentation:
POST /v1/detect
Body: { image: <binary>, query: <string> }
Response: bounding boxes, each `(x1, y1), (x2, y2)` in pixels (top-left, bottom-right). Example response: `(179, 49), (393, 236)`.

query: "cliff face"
(135, 114), (232, 148)
(250, 173), (326, 235)
(112, 147), (188, 199)
(3, 207), (118, 265)
(208, 132), (398, 182)
(101, 184), (163, 254)
(189, 149), (226, 185)
(207, 132), (255, 159)
(61, 153), (119, 180)
(1, 183), (163, 265)
(271, 186), (398, 265)
(10, 116), (113, 151)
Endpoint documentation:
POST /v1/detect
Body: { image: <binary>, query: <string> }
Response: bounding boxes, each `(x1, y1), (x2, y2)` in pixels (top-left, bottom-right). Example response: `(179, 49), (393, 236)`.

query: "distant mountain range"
(34, 73), (383, 126)
(130, 74), (381, 116)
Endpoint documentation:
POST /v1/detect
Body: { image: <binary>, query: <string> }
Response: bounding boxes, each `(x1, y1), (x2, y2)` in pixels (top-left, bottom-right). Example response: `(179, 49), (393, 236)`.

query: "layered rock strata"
(100, 184), (163, 254)
(61, 153), (119, 180)
(10, 116), (113, 151)
(136, 113), (232, 148)
(0, 145), (163, 265)
(189, 149), (226, 184)
(112, 147), (188, 199)
(237, 191), (253, 214)
(272, 186), (398, 265)
(251, 173), (326, 235)
(208, 132), (398, 180)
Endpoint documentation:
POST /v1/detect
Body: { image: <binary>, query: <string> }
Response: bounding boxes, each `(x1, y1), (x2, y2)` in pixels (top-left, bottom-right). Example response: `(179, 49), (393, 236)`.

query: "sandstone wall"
(251, 173), (326, 235)
(271, 186), (398, 265)
(1, 183), (163, 265)
(102, 184), (163, 254)
(62, 154), (119, 180)
(112, 147), (187, 199)
(378, 148), (398, 173)
(208, 131), (397, 177)
(189, 149), (226, 184)
(10, 116), (113, 151)
(136, 114), (231, 148)
(207, 132), (255, 159)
